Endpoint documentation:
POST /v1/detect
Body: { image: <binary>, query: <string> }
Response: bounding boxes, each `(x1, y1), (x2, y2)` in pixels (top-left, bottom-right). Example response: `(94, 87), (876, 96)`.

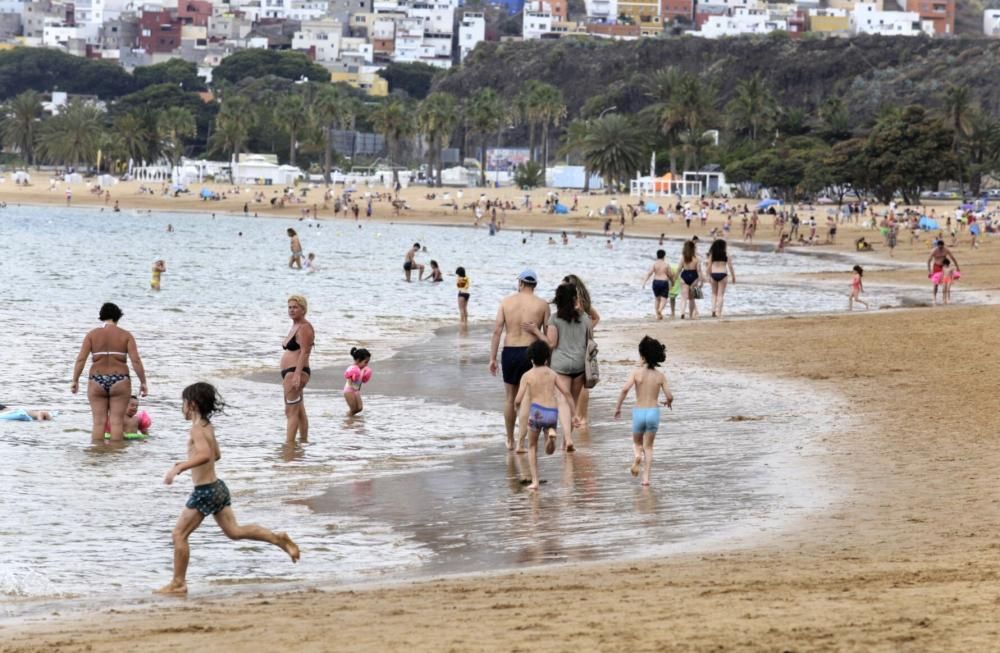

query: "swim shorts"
(631, 407), (660, 435)
(403, 261), (413, 271)
(500, 346), (532, 386)
(186, 479), (232, 516)
(652, 279), (670, 298)
(528, 403), (558, 431)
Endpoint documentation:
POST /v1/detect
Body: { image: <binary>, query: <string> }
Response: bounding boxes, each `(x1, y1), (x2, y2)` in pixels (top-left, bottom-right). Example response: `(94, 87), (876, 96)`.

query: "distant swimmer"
(287, 228), (303, 269)
(343, 347), (373, 416)
(489, 269), (549, 450)
(151, 259), (166, 291)
(426, 260), (443, 282)
(0, 404), (52, 421)
(303, 253), (318, 274)
(613, 336), (673, 487)
(403, 243), (425, 282)
(456, 266), (470, 324)
(514, 341), (565, 490)
(642, 249), (674, 321)
(156, 382), (299, 596)
(281, 295), (314, 444)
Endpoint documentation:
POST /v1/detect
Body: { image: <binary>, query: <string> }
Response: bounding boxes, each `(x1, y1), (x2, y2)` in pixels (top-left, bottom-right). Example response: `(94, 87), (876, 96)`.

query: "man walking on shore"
(927, 239), (960, 304)
(642, 249), (675, 321)
(489, 270), (550, 450)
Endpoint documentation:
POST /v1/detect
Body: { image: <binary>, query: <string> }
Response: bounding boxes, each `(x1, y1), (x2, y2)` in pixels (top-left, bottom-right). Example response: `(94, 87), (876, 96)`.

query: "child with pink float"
(343, 347), (373, 416)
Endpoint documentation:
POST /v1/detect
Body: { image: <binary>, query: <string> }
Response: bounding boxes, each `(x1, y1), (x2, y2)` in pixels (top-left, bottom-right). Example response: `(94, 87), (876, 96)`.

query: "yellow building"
(617, 0), (662, 29)
(809, 14), (851, 31)
(330, 69), (389, 97)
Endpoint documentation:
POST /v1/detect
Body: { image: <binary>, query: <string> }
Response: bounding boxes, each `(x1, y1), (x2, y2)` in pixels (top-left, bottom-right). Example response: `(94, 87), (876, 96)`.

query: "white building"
(292, 17), (345, 63)
(41, 19), (84, 47)
(984, 9), (1000, 36)
(698, 7), (786, 37)
(522, 0), (554, 39)
(585, 0), (617, 23)
(850, 2), (933, 35)
(458, 11), (484, 62)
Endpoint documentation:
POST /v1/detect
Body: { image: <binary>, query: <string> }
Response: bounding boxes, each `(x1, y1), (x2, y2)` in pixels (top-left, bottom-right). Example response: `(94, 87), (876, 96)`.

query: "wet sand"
(5, 305), (1000, 651)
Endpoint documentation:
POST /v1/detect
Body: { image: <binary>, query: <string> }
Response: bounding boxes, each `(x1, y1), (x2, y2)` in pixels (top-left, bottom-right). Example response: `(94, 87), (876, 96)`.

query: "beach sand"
(4, 301), (1000, 651)
(4, 175), (1000, 650)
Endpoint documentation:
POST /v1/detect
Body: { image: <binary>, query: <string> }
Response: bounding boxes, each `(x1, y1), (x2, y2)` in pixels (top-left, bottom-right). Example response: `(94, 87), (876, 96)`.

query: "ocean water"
(0, 206), (875, 613)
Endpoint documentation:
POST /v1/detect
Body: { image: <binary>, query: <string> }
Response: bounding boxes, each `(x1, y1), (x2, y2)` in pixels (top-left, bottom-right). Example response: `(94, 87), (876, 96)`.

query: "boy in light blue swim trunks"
(514, 340), (565, 491)
(614, 336), (673, 486)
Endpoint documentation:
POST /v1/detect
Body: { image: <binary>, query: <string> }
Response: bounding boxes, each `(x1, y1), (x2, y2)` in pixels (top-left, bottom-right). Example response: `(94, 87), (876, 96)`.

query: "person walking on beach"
(677, 240), (703, 320)
(514, 341), (565, 491)
(70, 302), (148, 442)
(706, 239), (736, 318)
(489, 269), (549, 450)
(613, 336), (673, 487)
(642, 249), (674, 321)
(403, 243), (425, 281)
(562, 274), (600, 428)
(456, 266), (470, 325)
(848, 265), (868, 311)
(928, 240), (960, 305)
(941, 258), (957, 305)
(156, 382), (299, 595)
(287, 228), (303, 269)
(523, 283), (591, 453)
(343, 347), (373, 416)
(281, 295), (314, 444)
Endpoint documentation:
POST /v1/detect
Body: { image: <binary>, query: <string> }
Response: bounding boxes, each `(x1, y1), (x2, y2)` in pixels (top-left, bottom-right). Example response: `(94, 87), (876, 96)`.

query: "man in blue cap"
(489, 269), (550, 450)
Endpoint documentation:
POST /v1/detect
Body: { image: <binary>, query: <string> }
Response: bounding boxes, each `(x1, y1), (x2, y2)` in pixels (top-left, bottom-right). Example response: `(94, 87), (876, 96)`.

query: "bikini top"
(93, 351), (127, 360)
(283, 332), (301, 351)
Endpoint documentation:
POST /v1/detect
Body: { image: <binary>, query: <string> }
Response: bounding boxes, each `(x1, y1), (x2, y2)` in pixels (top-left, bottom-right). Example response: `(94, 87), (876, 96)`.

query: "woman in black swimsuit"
(70, 302), (148, 442)
(706, 239), (737, 318)
(281, 295), (315, 445)
(677, 240), (703, 320)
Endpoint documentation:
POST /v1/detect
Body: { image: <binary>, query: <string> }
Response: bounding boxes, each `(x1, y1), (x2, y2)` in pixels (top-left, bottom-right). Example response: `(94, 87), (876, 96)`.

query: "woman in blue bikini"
(677, 240), (704, 320)
(706, 239), (737, 318)
(71, 302), (148, 442)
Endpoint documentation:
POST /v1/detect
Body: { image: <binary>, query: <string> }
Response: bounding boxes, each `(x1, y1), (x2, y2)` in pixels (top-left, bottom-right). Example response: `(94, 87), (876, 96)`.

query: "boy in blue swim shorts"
(614, 336), (673, 486)
(514, 340), (565, 491)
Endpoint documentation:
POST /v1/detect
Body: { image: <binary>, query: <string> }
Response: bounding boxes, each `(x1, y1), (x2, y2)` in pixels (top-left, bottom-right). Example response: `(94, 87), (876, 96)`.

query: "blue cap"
(518, 269), (538, 284)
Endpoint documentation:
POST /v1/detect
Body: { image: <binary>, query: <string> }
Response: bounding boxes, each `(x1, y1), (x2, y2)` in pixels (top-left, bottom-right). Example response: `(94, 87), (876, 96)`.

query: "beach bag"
(584, 323), (600, 389)
(692, 285), (704, 300)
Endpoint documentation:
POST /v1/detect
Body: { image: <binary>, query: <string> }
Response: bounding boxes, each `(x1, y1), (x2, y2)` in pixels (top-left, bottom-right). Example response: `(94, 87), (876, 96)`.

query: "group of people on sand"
(642, 239), (737, 320)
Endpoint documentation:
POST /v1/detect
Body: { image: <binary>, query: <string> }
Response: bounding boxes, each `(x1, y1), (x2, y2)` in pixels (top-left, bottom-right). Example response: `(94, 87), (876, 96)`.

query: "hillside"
(436, 35), (1000, 127)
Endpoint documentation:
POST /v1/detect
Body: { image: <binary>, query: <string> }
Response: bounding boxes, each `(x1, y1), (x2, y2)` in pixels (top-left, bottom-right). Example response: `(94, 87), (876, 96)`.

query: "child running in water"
(614, 336), (673, 486)
(514, 341), (565, 491)
(157, 382), (299, 595)
(343, 347), (372, 416)
(849, 265), (869, 311)
(455, 266), (470, 324)
(941, 257), (957, 304)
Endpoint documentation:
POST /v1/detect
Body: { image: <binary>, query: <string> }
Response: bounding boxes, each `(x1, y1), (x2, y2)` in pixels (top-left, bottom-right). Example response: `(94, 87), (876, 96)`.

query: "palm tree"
(726, 72), (776, 144)
(535, 83), (567, 171)
(942, 84), (973, 193)
(371, 98), (416, 188)
(273, 94), (310, 168)
(417, 91), (459, 187)
(558, 118), (592, 192)
(114, 111), (154, 164)
(583, 114), (644, 192)
(642, 67), (710, 174)
(1, 90), (43, 165)
(313, 85), (357, 184)
(817, 97), (851, 143)
(962, 110), (1000, 197)
(466, 88), (506, 187)
(515, 80), (545, 163)
(36, 99), (105, 168)
(210, 96), (254, 163)
(157, 106), (196, 167)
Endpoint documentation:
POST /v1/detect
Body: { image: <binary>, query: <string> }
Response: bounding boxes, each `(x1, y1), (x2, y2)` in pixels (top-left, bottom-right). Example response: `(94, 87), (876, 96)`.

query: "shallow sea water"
(0, 205), (873, 613)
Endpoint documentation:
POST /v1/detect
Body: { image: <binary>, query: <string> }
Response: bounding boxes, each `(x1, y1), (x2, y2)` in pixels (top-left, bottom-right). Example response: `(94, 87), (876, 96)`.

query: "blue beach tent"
(918, 216), (939, 230)
(554, 203), (569, 214)
(757, 198), (781, 210)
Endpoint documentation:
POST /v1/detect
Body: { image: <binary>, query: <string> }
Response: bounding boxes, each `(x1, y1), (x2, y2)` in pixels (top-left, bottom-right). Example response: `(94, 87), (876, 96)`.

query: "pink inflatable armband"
(952, 270), (962, 281)
(344, 365), (361, 382)
(360, 367), (373, 384)
(137, 411), (152, 432)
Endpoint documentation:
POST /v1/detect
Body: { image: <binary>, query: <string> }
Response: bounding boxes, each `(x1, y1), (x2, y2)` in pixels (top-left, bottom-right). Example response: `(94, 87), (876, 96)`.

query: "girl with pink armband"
(343, 347), (372, 416)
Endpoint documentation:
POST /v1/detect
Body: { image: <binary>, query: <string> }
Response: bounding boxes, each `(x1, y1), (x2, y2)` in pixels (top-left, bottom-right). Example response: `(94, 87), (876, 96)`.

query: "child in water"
(426, 260), (443, 282)
(614, 336), (673, 487)
(157, 382), (299, 595)
(455, 266), (470, 324)
(849, 265), (868, 310)
(151, 260), (166, 290)
(941, 257), (958, 304)
(343, 347), (373, 416)
(514, 341), (565, 491)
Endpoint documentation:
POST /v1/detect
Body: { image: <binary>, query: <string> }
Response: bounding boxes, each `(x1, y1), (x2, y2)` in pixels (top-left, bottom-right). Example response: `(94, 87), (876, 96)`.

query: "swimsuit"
(680, 270), (699, 285)
(185, 479), (232, 516)
(631, 407), (660, 434)
(403, 261), (413, 271)
(90, 373), (129, 394)
(651, 279), (670, 298)
(283, 332), (301, 351)
(710, 272), (727, 282)
(528, 403), (558, 431)
(151, 269), (161, 289)
(281, 366), (311, 379)
(500, 346), (532, 386)
(457, 277), (470, 300)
